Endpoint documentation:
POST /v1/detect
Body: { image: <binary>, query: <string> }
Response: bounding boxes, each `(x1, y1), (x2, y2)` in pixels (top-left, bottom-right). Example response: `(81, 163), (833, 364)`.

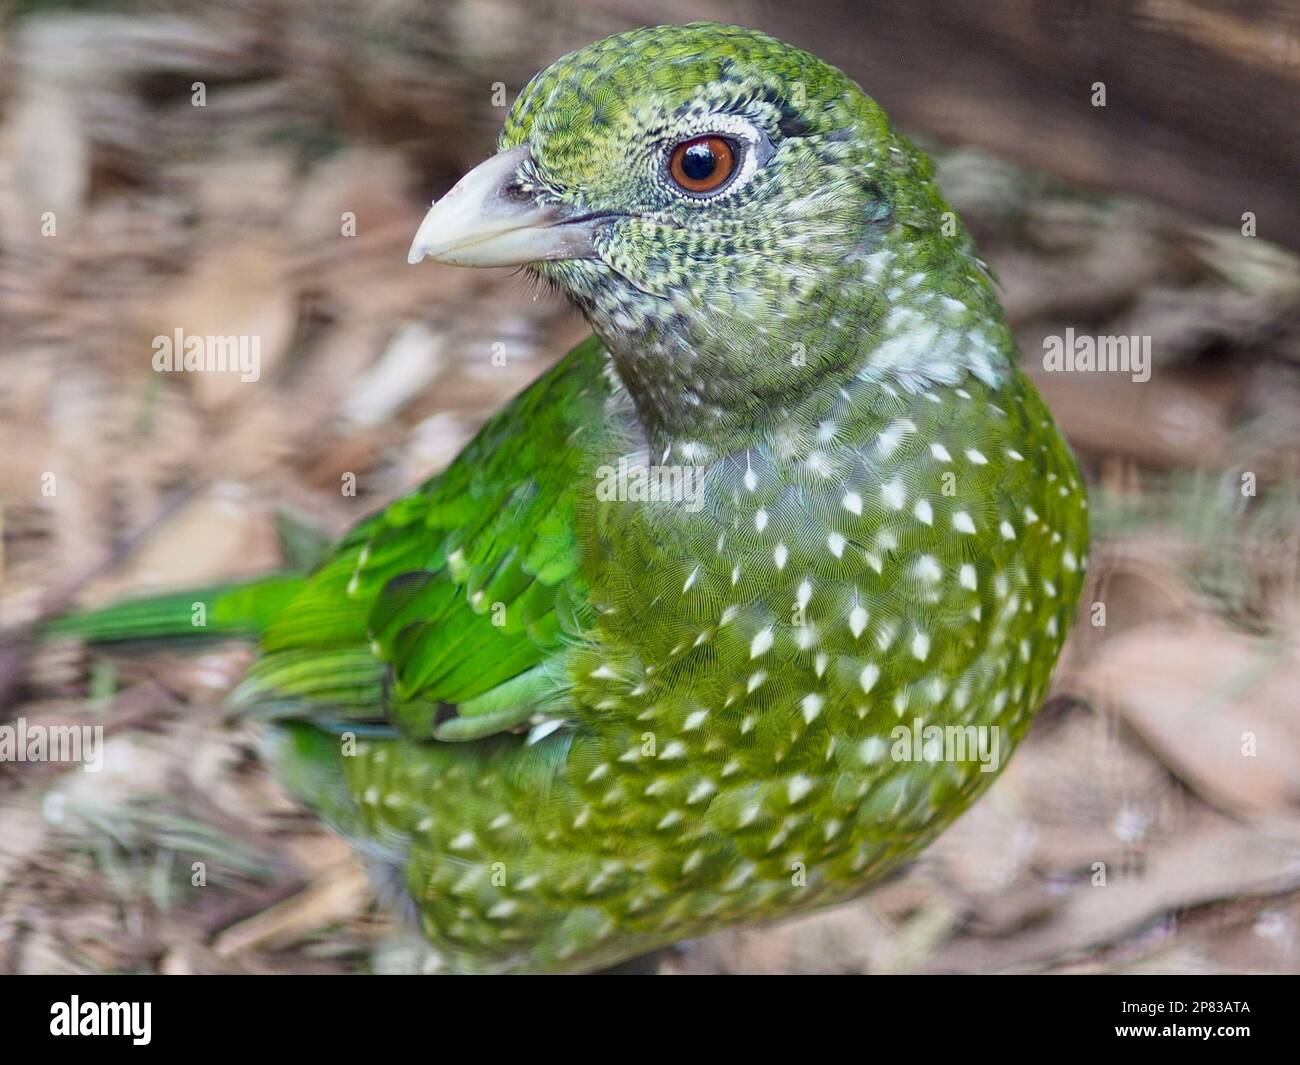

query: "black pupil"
(681, 141), (718, 181)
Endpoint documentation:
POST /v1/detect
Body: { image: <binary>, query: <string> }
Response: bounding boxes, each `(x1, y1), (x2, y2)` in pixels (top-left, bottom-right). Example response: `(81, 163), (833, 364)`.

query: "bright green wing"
(234, 336), (618, 741)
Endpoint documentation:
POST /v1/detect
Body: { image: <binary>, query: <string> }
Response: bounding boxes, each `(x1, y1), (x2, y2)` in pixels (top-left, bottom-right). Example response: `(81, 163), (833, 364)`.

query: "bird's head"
(410, 22), (1010, 448)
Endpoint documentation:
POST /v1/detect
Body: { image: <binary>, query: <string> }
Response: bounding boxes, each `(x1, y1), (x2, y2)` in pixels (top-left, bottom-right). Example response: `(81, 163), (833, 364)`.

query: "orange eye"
(668, 135), (737, 195)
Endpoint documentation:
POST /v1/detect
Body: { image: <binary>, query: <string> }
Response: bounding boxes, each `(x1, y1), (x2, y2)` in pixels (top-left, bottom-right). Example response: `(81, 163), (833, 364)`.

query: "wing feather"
(235, 336), (617, 741)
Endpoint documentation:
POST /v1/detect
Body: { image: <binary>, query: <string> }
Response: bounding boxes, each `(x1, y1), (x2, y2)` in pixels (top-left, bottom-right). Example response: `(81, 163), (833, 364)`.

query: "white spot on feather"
(859, 663), (880, 692)
(849, 605), (868, 638)
(911, 631), (931, 660)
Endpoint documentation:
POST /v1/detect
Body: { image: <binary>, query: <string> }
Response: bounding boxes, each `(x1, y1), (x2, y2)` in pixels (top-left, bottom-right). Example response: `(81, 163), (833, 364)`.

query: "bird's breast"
(560, 367), (1088, 907)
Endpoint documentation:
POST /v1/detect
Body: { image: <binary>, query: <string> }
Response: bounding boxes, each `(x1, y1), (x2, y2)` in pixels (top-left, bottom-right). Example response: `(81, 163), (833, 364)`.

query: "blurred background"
(1, 0), (1298, 974)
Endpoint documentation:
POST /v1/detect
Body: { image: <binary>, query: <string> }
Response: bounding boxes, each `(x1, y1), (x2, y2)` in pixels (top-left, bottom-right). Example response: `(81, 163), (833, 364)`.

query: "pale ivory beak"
(407, 145), (602, 267)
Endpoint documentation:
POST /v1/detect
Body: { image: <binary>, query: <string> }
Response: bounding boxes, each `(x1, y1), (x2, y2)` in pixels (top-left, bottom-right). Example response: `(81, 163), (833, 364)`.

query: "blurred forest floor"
(1, 2), (1299, 974)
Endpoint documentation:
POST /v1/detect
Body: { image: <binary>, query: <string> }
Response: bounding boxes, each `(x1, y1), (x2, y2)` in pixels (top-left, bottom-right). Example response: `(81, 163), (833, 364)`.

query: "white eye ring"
(659, 114), (763, 201)
(666, 135), (743, 196)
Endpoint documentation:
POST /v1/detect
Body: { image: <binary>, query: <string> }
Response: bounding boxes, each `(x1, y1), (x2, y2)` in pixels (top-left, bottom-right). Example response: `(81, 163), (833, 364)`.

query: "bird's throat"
(594, 281), (1015, 459)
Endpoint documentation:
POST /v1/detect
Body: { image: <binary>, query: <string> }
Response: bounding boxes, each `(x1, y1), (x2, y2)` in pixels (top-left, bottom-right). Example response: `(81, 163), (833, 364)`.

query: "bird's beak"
(407, 146), (601, 267)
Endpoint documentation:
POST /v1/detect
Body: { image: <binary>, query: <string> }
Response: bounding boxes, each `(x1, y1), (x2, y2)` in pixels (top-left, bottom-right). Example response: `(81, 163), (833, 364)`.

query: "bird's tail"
(42, 573), (305, 647)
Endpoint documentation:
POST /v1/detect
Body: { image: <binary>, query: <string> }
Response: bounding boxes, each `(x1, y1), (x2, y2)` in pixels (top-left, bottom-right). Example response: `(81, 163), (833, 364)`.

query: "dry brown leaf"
(926, 815), (1300, 972)
(134, 239), (297, 412)
(212, 861), (369, 957)
(83, 484), (281, 602)
(1084, 620), (1300, 816)
(1028, 357), (1232, 468)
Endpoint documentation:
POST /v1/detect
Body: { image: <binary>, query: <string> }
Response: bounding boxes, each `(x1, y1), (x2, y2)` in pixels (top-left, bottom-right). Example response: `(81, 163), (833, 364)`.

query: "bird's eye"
(667, 135), (738, 195)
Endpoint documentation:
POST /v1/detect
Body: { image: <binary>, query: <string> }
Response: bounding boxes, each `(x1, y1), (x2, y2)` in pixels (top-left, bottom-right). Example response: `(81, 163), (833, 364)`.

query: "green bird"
(51, 22), (1089, 973)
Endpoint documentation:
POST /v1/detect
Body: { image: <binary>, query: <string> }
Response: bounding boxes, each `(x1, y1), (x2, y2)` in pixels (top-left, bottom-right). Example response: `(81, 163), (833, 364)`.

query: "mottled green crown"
(502, 23), (853, 191)
(499, 23), (1014, 452)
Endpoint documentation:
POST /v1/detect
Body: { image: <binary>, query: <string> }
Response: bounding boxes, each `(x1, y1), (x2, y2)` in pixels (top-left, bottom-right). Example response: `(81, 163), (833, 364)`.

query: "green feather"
(55, 23), (1090, 974)
(44, 574), (304, 645)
